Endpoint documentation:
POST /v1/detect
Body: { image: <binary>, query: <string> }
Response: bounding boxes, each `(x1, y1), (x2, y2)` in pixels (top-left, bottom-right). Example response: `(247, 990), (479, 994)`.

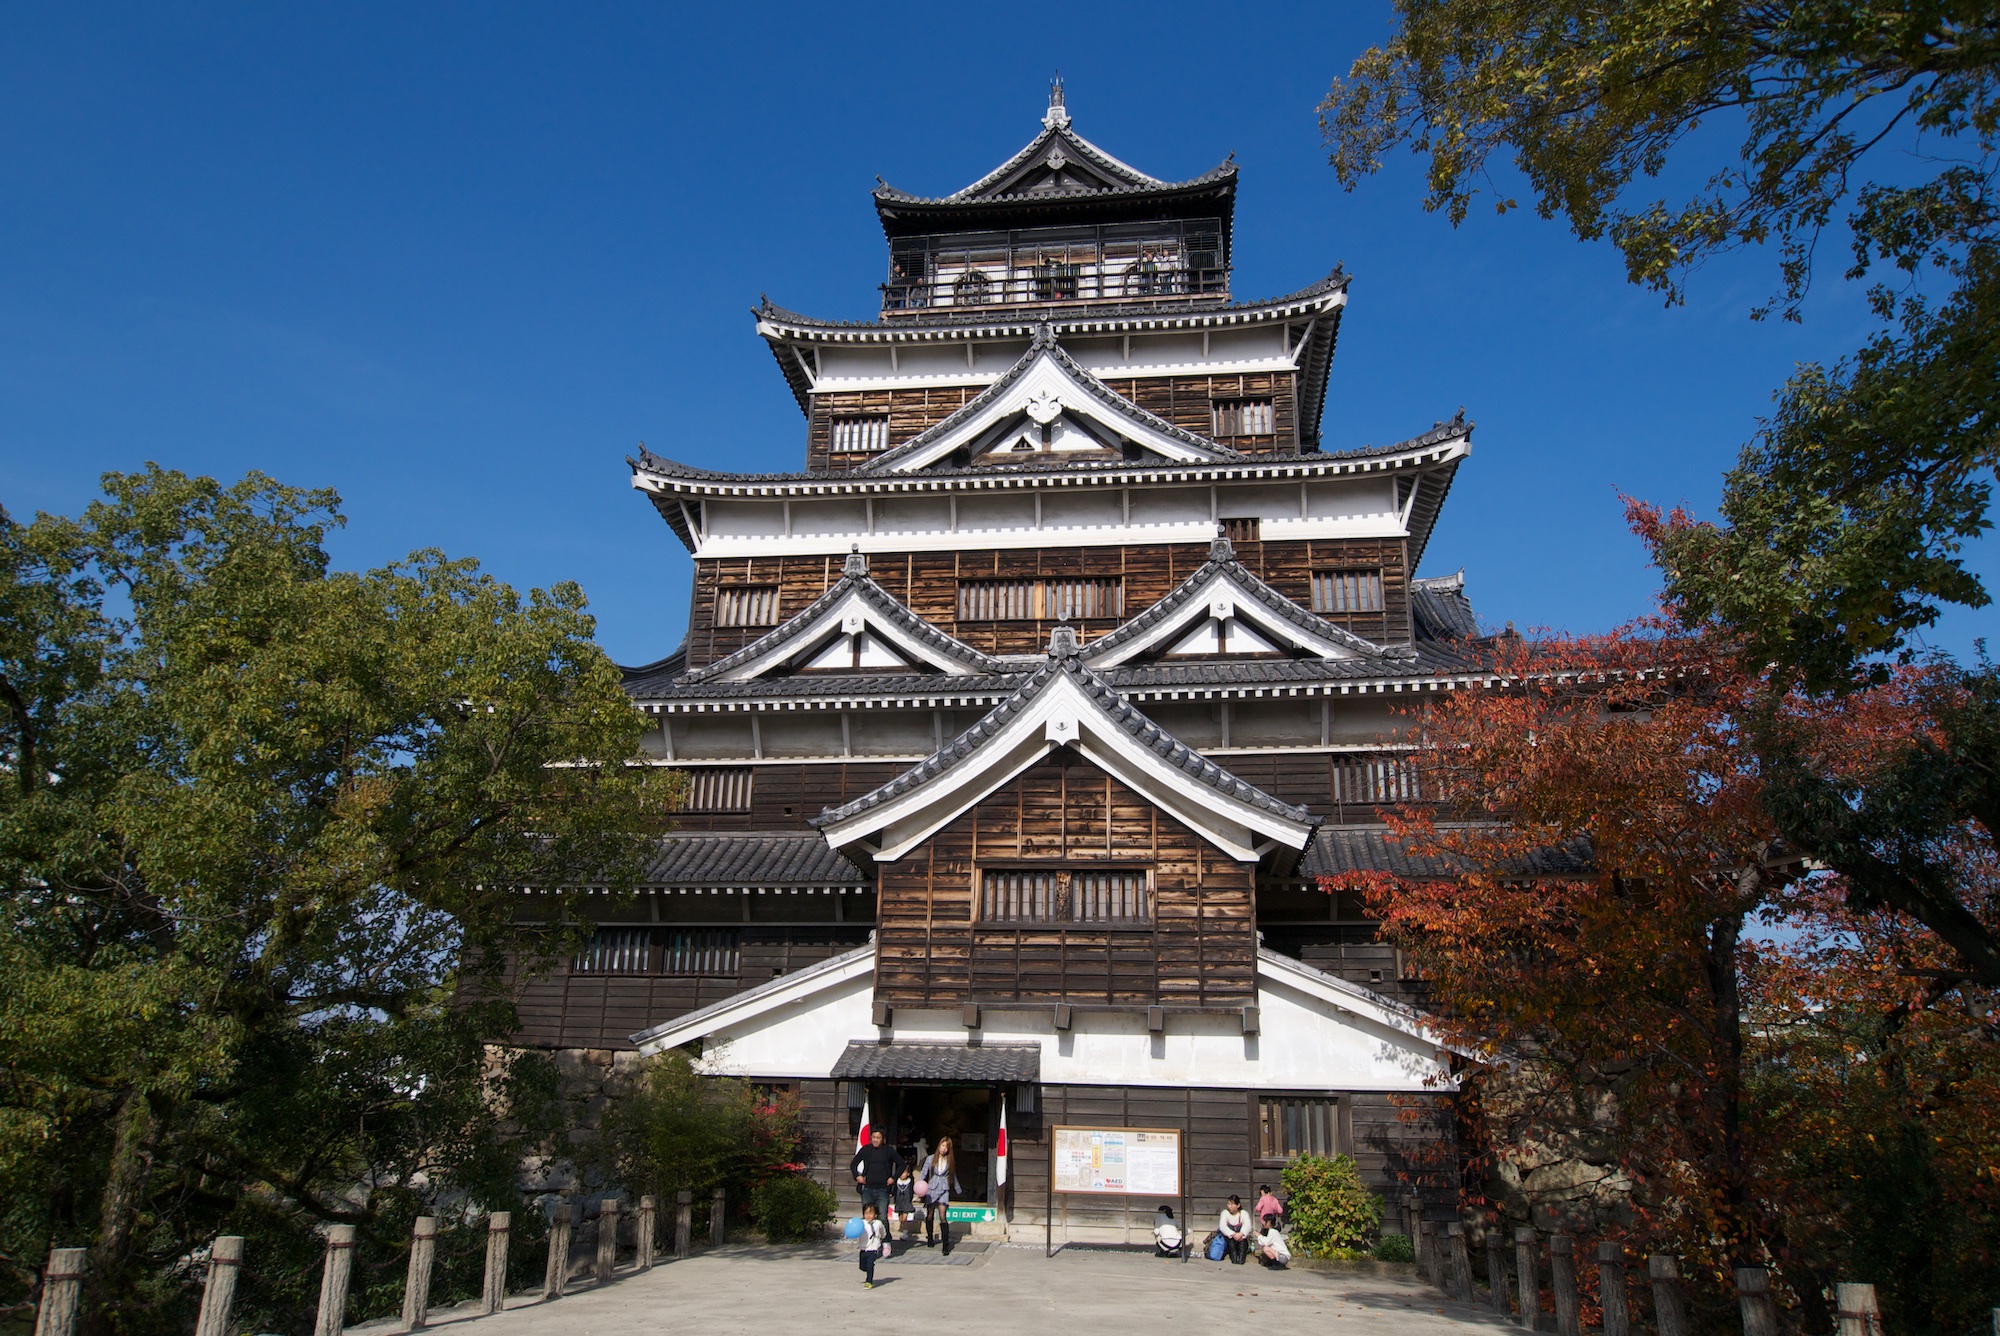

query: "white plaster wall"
(687, 970), (1451, 1094)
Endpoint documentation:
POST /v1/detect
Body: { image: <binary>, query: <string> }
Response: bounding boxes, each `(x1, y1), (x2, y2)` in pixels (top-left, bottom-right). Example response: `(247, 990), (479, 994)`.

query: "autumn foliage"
(1322, 629), (2000, 1330)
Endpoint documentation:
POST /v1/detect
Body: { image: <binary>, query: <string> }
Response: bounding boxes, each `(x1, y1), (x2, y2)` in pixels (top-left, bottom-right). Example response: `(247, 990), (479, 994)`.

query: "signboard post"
(1044, 1126), (1185, 1258)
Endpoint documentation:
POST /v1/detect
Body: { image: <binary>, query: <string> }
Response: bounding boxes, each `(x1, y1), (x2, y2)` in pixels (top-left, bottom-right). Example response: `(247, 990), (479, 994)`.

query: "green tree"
(1321, 0), (2000, 988)
(0, 467), (674, 1333)
(590, 1051), (809, 1205)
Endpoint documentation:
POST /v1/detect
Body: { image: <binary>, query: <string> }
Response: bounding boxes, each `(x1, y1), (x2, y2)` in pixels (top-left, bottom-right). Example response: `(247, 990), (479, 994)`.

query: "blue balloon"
(844, 1217), (864, 1239)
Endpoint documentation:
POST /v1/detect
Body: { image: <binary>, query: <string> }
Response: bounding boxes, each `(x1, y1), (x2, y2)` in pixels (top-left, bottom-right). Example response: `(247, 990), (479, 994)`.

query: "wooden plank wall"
(663, 754), (1435, 835)
(667, 761), (910, 831)
(1102, 371), (1301, 456)
(804, 371), (1306, 472)
(873, 753), (1258, 1009)
(505, 926), (871, 1050)
(688, 537), (1411, 665)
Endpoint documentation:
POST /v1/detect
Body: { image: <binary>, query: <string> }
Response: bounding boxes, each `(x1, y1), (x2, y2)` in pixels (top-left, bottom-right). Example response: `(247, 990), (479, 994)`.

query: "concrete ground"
(390, 1242), (1514, 1336)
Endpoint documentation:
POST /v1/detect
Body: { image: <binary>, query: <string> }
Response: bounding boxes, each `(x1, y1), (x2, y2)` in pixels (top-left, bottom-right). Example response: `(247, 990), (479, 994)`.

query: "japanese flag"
(995, 1096), (1009, 1187)
(856, 1096), (871, 1153)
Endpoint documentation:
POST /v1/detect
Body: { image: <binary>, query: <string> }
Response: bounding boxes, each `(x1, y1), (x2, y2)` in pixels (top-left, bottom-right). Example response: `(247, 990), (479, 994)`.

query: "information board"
(1049, 1126), (1182, 1197)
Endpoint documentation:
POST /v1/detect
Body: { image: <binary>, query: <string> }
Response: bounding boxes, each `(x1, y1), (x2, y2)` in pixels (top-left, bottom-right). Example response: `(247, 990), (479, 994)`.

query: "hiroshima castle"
(508, 84), (1494, 1244)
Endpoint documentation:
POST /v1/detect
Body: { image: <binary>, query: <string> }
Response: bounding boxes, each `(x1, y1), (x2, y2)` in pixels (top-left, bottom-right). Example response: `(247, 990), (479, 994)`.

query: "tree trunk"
(83, 1087), (160, 1334)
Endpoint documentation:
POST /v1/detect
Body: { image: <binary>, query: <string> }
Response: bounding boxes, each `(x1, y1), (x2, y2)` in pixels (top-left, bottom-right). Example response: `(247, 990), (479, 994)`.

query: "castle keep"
(511, 86), (1491, 1243)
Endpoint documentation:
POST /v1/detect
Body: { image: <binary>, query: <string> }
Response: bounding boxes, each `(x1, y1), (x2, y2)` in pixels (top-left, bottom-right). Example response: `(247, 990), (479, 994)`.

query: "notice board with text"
(1049, 1126), (1182, 1196)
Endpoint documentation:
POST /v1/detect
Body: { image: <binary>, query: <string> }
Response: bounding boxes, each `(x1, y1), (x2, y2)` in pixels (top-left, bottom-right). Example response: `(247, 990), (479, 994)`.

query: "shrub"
(1373, 1232), (1415, 1263)
(753, 1174), (838, 1242)
(1279, 1154), (1385, 1257)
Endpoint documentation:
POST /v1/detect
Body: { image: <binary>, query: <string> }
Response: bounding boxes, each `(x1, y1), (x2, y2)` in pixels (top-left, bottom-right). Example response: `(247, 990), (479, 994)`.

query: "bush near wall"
(1280, 1154), (1384, 1258)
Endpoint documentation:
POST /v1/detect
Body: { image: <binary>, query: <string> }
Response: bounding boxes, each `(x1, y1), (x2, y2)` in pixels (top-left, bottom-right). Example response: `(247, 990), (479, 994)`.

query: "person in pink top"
(1255, 1185), (1283, 1227)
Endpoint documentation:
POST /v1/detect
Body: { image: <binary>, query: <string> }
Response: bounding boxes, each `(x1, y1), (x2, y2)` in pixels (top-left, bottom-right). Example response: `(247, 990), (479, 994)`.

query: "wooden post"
(1648, 1254), (1689, 1336)
(1550, 1233), (1581, 1336)
(313, 1224), (357, 1336)
(1449, 1224), (1475, 1302)
(402, 1217), (437, 1331)
(195, 1236), (243, 1336)
(674, 1190), (692, 1260)
(1736, 1267), (1780, 1336)
(1486, 1228), (1510, 1315)
(636, 1196), (658, 1271)
(33, 1249), (86, 1336)
(1597, 1242), (1630, 1336)
(1416, 1221), (1437, 1287)
(711, 1186), (726, 1245)
(595, 1198), (619, 1284)
(543, 1204), (572, 1300)
(1835, 1283), (1884, 1336)
(1515, 1228), (1541, 1330)
(481, 1212), (510, 1315)
(1404, 1192), (1422, 1247)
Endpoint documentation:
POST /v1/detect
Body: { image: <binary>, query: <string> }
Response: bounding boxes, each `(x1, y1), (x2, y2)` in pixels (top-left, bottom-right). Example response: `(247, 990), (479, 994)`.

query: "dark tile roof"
(1410, 573), (1480, 641)
(1103, 645), (1485, 689)
(631, 671), (1027, 704)
(812, 629), (1317, 833)
(640, 832), (869, 889)
(619, 641), (688, 695)
(854, 327), (1244, 474)
(829, 1040), (1041, 1083)
(1301, 825), (1593, 880)
(679, 552), (1005, 684)
(1080, 533), (1405, 666)
(754, 270), (1348, 335)
(629, 414), (1464, 490)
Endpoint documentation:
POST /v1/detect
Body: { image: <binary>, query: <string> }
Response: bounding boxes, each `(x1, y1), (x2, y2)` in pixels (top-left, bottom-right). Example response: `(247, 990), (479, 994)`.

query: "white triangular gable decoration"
(1084, 567), (1378, 668)
(817, 669), (1314, 863)
(875, 344), (1225, 473)
(706, 588), (985, 682)
(1165, 615), (1279, 658)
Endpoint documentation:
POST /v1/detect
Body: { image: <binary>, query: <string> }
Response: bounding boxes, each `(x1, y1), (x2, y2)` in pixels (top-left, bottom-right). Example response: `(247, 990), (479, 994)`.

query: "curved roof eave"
(754, 268), (1348, 341)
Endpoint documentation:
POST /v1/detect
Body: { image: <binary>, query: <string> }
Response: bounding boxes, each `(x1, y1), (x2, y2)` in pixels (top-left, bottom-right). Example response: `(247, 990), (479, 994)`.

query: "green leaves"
(1278, 1154), (1384, 1257)
(0, 466), (671, 1332)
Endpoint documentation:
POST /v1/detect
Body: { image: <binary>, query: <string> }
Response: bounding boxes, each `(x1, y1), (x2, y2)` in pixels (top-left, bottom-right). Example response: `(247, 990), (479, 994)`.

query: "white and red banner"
(995, 1095), (1009, 1186)
(855, 1096), (871, 1153)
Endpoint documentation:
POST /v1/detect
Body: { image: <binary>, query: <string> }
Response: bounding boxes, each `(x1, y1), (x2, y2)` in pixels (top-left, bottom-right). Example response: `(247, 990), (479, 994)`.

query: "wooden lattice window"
(831, 416), (890, 454)
(660, 928), (740, 977)
(1257, 1096), (1339, 1161)
(1220, 517), (1262, 544)
(980, 867), (1152, 925)
(715, 585), (780, 627)
(1311, 570), (1384, 615)
(1213, 399), (1274, 437)
(677, 768), (754, 813)
(1332, 755), (1422, 804)
(573, 928), (652, 975)
(957, 577), (1123, 622)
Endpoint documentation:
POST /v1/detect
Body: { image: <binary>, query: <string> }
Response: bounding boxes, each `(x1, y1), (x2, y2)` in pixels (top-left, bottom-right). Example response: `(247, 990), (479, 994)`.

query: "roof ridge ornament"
(844, 544), (868, 577)
(1043, 73), (1070, 129)
(1048, 625), (1079, 658)
(1209, 526), (1235, 562)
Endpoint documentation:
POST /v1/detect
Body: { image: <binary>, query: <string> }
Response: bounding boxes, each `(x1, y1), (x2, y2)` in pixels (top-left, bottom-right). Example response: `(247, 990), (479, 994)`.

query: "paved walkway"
(388, 1243), (1514, 1336)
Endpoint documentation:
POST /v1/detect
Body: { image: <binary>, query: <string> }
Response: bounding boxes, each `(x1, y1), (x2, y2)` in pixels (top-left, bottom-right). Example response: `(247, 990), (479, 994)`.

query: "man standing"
(850, 1129), (904, 1224)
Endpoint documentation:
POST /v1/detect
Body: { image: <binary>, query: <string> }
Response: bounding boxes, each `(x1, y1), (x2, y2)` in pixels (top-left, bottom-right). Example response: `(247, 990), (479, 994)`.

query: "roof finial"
(1048, 624), (1078, 658)
(845, 544), (868, 578)
(1210, 523), (1235, 563)
(1044, 73), (1070, 129)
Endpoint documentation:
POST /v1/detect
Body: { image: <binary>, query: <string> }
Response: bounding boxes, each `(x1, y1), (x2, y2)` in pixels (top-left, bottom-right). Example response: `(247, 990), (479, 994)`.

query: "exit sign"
(945, 1205), (996, 1223)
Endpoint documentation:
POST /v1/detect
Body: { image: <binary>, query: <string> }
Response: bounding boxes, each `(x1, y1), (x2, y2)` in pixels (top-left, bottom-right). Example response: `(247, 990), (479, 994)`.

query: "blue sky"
(3, 3), (1990, 666)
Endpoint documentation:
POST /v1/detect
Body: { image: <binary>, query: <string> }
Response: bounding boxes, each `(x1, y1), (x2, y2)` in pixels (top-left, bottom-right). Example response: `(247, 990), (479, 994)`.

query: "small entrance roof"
(829, 1040), (1041, 1084)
